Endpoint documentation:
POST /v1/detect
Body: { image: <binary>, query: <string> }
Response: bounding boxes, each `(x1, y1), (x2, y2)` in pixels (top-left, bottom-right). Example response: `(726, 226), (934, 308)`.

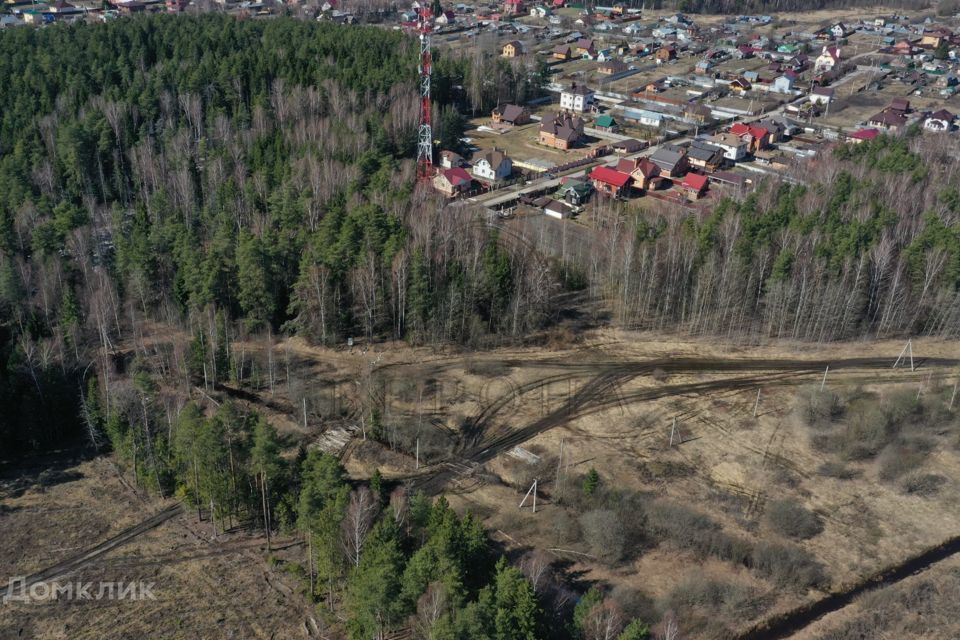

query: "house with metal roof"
(687, 141), (724, 172)
(680, 173), (708, 200)
(492, 104), (532, 125)
(649, 144), (688, 177)
(539, 113), (585, 150)
(594, 114), (619, 132)
(589, 165), (632, 197)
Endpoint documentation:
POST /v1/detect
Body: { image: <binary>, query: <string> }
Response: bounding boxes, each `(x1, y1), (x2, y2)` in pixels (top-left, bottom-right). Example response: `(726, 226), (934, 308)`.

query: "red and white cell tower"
(416, 4), (434, 183)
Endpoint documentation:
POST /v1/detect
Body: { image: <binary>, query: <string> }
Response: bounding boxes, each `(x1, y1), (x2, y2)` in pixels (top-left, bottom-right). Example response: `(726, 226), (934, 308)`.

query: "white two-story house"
(560, 84), (595, 112)
(471, 149), (513, 183)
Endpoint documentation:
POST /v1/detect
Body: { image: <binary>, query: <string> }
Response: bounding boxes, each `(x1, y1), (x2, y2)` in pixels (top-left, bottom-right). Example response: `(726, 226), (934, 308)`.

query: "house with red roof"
(629, 158), (660, 192)
(433, 167), (474, 197)
(814, 46), (841, 73)
(615, 157), (640, 174)
(847, 128), (880, 144)
(891, 40), (914, 56)
(680, 173), (708, 200)
(730, 123), (771, 152)
(589, 166), (632, 197)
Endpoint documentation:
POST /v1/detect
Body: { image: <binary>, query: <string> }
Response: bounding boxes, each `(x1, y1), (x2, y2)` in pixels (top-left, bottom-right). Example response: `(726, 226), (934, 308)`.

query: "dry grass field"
(3, 327), (958, 639)
(0, 458), (312, 640)
(342, 331), (960, 638)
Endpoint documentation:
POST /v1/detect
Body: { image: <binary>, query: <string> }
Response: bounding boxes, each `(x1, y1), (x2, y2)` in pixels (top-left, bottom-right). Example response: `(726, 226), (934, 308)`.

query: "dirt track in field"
(0, 504), (183, 601)
(407, 355), (959, 494)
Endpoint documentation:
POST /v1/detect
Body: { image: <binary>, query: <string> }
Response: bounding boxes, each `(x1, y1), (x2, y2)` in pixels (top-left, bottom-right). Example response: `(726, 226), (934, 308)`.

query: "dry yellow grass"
(0, 458), (311, 640)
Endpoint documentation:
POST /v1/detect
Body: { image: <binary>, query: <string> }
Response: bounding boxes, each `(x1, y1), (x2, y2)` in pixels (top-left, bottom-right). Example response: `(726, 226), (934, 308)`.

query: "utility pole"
(753, 388), (761, 417)
(893, 339), (915, 371)
(950, 381), (957, 410)
(555, 438), (565, 502)
(821, 365), (829, 392)
(519, 479), (538, 513)
(260, 469), (271, 551)
(669, 416), (680, 446)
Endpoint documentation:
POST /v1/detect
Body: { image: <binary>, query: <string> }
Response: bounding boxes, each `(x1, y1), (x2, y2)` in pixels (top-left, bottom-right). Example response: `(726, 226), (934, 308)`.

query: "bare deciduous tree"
(413, 581), (448, 640)
(341, 486), (378, 567)
(582, 600), (624, 640)
(519, 549), (553, 594)
(658, 610), (681, 640)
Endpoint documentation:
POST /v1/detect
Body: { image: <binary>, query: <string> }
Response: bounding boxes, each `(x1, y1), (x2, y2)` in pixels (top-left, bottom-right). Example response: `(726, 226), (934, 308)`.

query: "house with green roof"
(594, 114), (619, 132)
(557, 178), (594, 205)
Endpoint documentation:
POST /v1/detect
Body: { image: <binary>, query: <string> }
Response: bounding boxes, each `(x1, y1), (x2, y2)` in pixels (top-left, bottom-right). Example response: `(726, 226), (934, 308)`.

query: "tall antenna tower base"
(416, 5), (434, 184)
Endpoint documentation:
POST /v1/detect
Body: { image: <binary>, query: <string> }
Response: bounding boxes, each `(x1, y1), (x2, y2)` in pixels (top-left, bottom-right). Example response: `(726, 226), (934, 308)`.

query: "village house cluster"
(9, 0), (958, 214)
(414, 4), (960, 214)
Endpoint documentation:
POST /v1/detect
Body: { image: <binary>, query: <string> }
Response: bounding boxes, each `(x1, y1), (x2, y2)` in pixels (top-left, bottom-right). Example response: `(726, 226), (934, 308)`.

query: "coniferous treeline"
(0, 15), (552, 451)
(87, 375), (650, 640)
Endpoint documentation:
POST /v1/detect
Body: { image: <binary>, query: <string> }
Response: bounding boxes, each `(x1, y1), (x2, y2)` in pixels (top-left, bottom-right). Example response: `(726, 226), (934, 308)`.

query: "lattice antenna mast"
(416, 5), (434, 183)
